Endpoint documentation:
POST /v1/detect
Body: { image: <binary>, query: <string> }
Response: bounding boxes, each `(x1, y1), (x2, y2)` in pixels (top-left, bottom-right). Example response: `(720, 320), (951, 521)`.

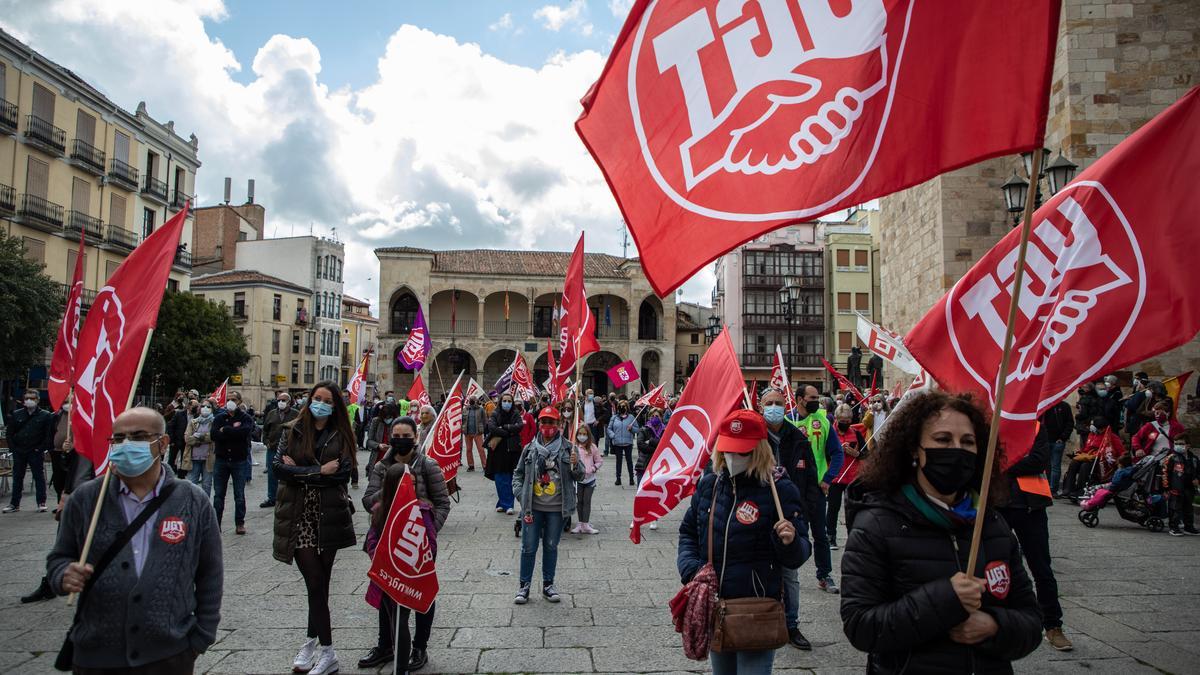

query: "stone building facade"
(374, 247), (676, 400)
(675, 301), (714, 391)
(878, 0), (1200, 395)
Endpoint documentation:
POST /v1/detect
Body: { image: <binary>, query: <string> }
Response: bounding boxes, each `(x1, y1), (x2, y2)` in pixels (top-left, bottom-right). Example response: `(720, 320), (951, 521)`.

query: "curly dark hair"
(856, 390), (1006, 503)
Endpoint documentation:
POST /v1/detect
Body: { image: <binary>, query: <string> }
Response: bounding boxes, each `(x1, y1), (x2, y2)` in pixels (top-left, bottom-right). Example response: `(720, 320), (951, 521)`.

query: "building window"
(390, 293), (420, 334)
(167, 279), (179, 292)
(237, 231), (248, 241)
(305, 330), (316, 355)
(304, 361), (315, 384)
(142, 208), (156, 238)
(855, 293), (870, 312)
(272, 294), (282, 321)
(837, 292), (851, 314)
(272, 329), (281, 355)
(835, 249), (850, 269)
(315, 294), (321, 319)
(687, 353), (699, 374)
(854, 249), (869, 269)
(233, 292), (246, 318)
(292, 330), (300, 354)
(291, 360), (300, 384)
(271, 360), (280, 383)
(691, 333), (699, 344)
(22, 237), (45, 264)
(106, 260), (120, 280)
(839, 331), (854, 353)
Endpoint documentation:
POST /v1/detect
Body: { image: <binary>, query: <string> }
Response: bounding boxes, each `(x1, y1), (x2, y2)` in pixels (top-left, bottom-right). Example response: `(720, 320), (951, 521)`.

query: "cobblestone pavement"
(1, 453), (1198, 674)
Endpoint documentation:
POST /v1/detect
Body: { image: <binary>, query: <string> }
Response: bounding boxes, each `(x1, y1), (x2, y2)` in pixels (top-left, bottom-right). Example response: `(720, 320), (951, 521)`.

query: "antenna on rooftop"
(619, 220), (630, 258)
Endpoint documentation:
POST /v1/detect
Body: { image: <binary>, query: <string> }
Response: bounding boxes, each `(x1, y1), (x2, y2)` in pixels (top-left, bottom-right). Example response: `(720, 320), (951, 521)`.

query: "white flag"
(855, 312), (921, 375)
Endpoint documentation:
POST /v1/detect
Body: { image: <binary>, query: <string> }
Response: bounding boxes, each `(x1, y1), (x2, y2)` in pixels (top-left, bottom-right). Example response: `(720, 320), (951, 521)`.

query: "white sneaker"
(649, 522), (658, 530)
(570, 522), (583, 534)
(2, 505), (18, 514)
(505, 508), (514, 515)
(37, 503), (47, 513)
(308, 646), (338, 675)
(583, 523), (599, 534)
(292, 637), (318, 672)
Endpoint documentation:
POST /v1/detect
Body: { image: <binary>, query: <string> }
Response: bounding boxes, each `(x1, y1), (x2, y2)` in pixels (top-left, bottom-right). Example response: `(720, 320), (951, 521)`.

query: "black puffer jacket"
(272, 423), (357, 564)
(678, 470), (811, 600)
(484, 407), (525, 476)
(840, 487), (1042, 674)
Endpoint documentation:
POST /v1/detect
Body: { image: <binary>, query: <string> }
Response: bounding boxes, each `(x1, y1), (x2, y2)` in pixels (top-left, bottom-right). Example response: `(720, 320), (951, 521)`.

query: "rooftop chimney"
(223, 177), (231, 204)
(247, 179), (255, 204)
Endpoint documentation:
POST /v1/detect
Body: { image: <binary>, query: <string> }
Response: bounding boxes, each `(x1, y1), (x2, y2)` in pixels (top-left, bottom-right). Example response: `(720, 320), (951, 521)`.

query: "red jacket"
(833, 423), (868, 485)
(1131, 419), (1186, 458)
(1076, 429), (1126, 482)
(519, 410), (536, 447)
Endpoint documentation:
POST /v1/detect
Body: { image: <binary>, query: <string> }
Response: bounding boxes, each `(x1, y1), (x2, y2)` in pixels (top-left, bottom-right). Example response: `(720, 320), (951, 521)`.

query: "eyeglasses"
(108, 432), (160, 444)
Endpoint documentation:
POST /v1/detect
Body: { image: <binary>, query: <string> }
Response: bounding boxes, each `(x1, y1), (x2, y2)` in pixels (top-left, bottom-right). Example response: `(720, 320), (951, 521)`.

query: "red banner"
(577, 0), (1061, 295)
(408, 375), (430, 408)
(607, 360), (640, 388)
(425, 374), (464, 482)
(72, 205), (189, 472)
(822, 358), (865, 402)
(208, 378), (229, 407)
(631, 330), (743, 543)
(635, 382), (668, 409)
(510, 353), (538, 401)
(557, 233), (600, 378)
(905, 88), (1200, 467)
(49, 230), (86, 411)
(367, 469), (439, 613)
(347, 354), (370, 405)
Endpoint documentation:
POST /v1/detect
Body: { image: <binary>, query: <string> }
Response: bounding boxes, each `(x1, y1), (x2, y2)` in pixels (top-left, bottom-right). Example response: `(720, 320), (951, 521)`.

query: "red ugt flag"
(48, 231), (86, 411)
(425, 374), (464, 482)
(905, 88), (1200, 467)
(557, 234), (600, 378)
(72, 205), (189, 472)
(347, 354), (370, 405)
(408, 374), (431, 408)
(607, 360), (640, 388)
(631, 330), (743, 543)
(578, 0), (1060, 295)
(368, 469), (439, 613)
(208, 378), (229, 407)
(636, 382), (668, 409)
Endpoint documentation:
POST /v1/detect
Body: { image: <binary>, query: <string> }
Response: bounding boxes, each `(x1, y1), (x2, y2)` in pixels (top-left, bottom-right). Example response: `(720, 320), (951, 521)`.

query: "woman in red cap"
(677, 408), (811, 674)
(512, 406), (582, 605)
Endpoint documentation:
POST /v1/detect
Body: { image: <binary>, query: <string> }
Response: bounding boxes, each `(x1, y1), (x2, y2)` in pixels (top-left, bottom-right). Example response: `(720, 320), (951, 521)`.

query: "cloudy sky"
(0, 0), (715, 313)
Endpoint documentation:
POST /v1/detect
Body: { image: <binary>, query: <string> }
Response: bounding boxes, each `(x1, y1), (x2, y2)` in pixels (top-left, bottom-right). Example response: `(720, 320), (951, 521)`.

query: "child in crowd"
(571, 424), (603, 534)
(1162, 440), (1200, 536)
(1080, 454), (1136, 511)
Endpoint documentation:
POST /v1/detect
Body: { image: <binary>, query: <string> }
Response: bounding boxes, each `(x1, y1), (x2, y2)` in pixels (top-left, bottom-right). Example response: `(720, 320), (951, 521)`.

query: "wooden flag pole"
(68, 327), (155, 606)
(965, 148), (1044, 576)
(431, 357), (448, 399)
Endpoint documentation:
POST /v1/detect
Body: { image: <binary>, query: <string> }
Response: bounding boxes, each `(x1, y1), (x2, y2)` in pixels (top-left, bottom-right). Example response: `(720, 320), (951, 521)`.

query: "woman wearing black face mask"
(840, 391), (1041, 675)
(360, 416), (450, 672)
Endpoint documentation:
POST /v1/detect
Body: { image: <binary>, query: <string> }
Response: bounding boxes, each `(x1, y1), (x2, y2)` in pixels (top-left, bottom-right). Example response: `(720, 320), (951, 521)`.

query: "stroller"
(1077, 448), (1170, 532)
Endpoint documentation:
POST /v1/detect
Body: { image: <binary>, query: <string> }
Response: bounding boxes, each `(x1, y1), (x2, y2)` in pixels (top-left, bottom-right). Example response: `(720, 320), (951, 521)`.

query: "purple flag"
(397, 305), (432, 371)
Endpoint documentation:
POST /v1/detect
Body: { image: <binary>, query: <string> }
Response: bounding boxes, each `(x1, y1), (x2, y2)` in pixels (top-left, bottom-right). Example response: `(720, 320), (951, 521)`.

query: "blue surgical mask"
(309, 401), (333, 418)
(502, 402), (512, 411)
(1097, 389), (1108, 397)
(109, 440), (156, 477)
(763, 405), (785, 424)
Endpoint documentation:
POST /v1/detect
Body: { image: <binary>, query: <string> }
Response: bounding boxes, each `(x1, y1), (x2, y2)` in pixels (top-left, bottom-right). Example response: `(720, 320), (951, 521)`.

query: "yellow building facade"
(340, 295), (378, 390)
(824, 215), (879, 388)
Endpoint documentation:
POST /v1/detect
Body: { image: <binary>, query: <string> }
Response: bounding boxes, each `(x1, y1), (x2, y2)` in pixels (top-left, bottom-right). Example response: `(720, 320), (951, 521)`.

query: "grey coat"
(513, 435), (584, 518)
(363, 449), (451, 532)
(47, 468), (223, 669)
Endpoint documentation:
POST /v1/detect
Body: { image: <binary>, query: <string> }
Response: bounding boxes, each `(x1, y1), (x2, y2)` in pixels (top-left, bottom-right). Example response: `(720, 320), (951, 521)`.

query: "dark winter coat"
(1040, 402), (1074, 444)
(635, 424), (660, 475)
(271, 423), (356, 564)
(1074, 392), (1101, 436)
(997, 428), (1053, 511)
(677, 471), (810, 601)
(7, 405), (54, 453)
(211, 409), (255, 462)
(166, 407), (190, 450)
(840, 488), (1042, 674)
(484, 406), (525, 476)
(1096, 394), (1123, 432)
(363, 448), (451, 532)
(766, 419), (820, 499)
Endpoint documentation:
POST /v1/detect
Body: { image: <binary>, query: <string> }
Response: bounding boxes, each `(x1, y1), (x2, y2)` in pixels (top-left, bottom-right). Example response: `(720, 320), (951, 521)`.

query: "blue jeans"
(244, 454), (254, 483)
(495, 472), (514, 510)
(9, 448), (46, 507)
(807, 490), (831, 579)
(212, 456), (247, 526)
(265, 448), (278, 502)
(783, 566), (800, 628)
(519, 510), (564, 585)
(188, 462), (212, 496)
(710, 648), (775, 675)
(1049, 440), (1065, 494)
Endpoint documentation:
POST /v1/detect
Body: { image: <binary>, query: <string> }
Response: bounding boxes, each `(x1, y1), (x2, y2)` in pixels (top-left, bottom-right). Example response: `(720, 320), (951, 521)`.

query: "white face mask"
(225, 401), (237, 412)
(24, 399), (38, 409)
(277, 400), (288, 410)
(576, 433), (588, 442)
(725, 454), (752, 476)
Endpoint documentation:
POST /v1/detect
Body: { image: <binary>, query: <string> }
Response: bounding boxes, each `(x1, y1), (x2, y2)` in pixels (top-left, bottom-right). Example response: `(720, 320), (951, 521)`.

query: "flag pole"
(420, 369), (465, 454)
(68, 326), (155, 606)
(965, 148), (1045, 576)
(431, 358), (448, 399)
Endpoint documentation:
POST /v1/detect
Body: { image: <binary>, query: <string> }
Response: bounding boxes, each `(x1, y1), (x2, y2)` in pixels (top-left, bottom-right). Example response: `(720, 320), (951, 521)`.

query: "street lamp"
(1001, 171), (1029, 225)
(1044, 151), (1079, 196)
(1003, 147), (1078, 226)
(1020, 147), (1051, 180)
(705, 315), (721, 342)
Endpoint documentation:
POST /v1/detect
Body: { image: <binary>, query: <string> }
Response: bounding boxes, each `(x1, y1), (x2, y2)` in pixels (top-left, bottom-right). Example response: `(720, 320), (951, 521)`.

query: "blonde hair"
(834, 403), (853, 421)
(712, 439), (776, 483)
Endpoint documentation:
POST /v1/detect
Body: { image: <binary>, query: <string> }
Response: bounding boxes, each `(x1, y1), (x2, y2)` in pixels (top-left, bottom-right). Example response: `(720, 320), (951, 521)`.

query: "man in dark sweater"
(211, 391), (254, 534)
(48, 407), (223, 672)
(4, 389), (54, 513)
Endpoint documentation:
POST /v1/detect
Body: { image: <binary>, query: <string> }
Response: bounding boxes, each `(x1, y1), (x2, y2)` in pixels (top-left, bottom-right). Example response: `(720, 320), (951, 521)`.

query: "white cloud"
(533, 0), (588, 32)
(607, 0), (635, 18)
(488, 12), (512, 31)
(0, 0), (715, 315)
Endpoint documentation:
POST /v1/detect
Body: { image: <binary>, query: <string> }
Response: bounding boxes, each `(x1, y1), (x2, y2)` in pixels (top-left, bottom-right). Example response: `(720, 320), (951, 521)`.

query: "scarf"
(901, 483), (978, 529)
(530, 433), (565, 478)
(647, 416), (665, 439)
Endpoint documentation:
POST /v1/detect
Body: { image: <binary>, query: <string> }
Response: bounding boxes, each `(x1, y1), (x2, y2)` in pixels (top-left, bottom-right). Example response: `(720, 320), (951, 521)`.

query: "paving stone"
(477, 647), (592, 673)
(450, 626), (543, 648)
(591, 645), (703, 672)
(511, 608), (595, 627)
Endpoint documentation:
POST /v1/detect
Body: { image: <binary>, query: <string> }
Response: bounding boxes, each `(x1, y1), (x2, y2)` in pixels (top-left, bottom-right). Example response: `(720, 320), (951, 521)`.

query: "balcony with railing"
(17, 194), (64, 232)
(171, 189), (192, 209)
(0, 100), (16, 134)
(142, 175), (168, 203)
(484, 320), (531, 337)
(105, 225), (139, 251)
(430, 319), (477, 336)
(743, 352), (822, 369)
(67, 210), (104, 241)
(596, 323), (630, 339)
(24, 114), (66, 155)
(56, 282), (98, 311)
(108, 158), (139, 191)
(743, 273), (824, 289)
(743, 312), (823, 329)
(0, 184), (14, 215)
(173, 248), (192, 269)
(69, 138), (107, 176)
(295, 308), (309, 325)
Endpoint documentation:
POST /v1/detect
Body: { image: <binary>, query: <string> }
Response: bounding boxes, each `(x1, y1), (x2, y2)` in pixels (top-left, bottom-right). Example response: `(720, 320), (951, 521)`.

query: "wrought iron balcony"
(484, 320), (531, 337)
(17, 193), (64, 232)
(171, 189), (191, 209)
(173, 248), (192, 268)
(0, 100), (16, 134)
(108, 158), (139, 191)
(66, 210), (104, 240)
(430, 319), (478, 336)
(70, 138), (106, 175)
(142, 175), (168, 203)
(742, 352), (822, 368)
(55, 282), (98, 309)
(24, 114), (66, 154)
(105, 225), (139, 250)
(743, 273), (824, 289)
(596, 324), (630, 339)
(743, 313), (824, 329)
(0, 184), (14, 215)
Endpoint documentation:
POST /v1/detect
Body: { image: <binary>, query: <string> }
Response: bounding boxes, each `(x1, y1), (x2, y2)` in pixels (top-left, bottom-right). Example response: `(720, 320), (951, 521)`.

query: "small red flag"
(747, 379), (758, 410)
(631, 330), (743, 542)
(367, 469), (439, 613)
(208, 378), (229, 407)
(905, 88), (1200, 467)
(408, 374), (431, 408)
(822, 358), (866, 403)
(635, 382), (668, 410)
(424, 374), (464, 482)
(606, 360), (640, 388)
(347, 354), (370, 405)
(49, 230), (86, 411)
(71, 205), (189, 473)
(770, 346), (798, 419)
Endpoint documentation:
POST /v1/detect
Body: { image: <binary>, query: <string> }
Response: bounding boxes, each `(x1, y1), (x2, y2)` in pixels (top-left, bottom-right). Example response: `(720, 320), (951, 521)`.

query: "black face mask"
(837, 421), (851, 432)
(390, 437), (415, 456)
(920, 447), (978, 496)
(804, 400), (821, 415)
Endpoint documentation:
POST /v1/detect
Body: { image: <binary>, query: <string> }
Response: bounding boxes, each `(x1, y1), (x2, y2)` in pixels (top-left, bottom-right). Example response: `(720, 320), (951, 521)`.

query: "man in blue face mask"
(47, 407), (224, 672)
(211, 390), (255, 534)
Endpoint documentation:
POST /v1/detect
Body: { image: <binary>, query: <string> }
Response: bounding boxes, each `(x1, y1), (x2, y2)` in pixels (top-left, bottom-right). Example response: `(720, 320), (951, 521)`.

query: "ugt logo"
(629, 0), (913, 219)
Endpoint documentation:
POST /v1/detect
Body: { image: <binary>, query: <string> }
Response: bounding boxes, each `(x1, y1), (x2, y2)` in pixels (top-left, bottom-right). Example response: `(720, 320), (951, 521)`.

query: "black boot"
(357, 646), (394, 669)
(21, 577), (55, 604)
(408, 647), (428, 671)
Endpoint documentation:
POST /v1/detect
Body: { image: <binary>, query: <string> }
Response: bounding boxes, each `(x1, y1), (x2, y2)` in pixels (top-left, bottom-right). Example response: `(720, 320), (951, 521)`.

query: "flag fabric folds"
(556, 234), (600, 379)
(636, 383), (668, 410)
(905, 87), (1200, 467)
(408, 374), (431, 408)
(424, 373), (465, 482)
(577, 0), (1061, 295)
(208, 378), (229, 407)
(347, 354), (370, 405)
(1163, 372), (1193, 422)
(822, 358), (865, 402)
(48, 231), (86, 411)
(367, 469), (439, 613)
(856, 312), (921, 375)
(398, 305), (432, 371)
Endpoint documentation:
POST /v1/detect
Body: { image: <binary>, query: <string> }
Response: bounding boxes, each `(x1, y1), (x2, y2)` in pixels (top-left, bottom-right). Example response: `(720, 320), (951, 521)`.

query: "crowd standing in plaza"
(4, 366), (1197, 674)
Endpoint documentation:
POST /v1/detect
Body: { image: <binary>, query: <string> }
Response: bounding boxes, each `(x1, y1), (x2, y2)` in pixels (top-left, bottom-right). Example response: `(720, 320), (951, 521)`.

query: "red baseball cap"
(537, 406), (561, 421)
(716, 409), (767, 454)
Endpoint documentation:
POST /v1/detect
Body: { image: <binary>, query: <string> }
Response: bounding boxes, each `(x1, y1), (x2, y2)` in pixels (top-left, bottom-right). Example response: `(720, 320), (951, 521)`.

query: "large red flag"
(49, 230), (86, 411)
(577, 0), (1061, 295)
(905, 88), (1200, 467)
(71, 205), (189, 472)
(368, 469), (439, 613)
(557, 234), (600, 378)
(424, 373), (464, 482)
(631, 330), (743, 543)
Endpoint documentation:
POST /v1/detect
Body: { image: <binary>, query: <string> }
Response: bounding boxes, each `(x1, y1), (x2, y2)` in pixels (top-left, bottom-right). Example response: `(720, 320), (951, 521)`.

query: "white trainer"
(292, 637), (318, 672)
(308, 645), (339, 675)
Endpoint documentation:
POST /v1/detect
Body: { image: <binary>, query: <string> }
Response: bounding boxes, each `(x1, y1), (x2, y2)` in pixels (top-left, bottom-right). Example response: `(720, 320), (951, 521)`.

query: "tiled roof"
(191, 270), (311, 294)
(343, 294), (370, 307)
(375, 247), (633, 279)
(677, 311), (701, 330)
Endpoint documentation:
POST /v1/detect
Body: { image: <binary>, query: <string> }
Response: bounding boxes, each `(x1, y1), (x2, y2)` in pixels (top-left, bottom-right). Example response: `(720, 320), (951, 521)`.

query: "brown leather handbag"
(708, 474), (790, 653)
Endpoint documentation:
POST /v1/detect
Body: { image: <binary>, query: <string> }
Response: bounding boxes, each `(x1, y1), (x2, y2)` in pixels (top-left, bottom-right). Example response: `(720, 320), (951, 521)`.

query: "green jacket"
(795, 412), (831, 480)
